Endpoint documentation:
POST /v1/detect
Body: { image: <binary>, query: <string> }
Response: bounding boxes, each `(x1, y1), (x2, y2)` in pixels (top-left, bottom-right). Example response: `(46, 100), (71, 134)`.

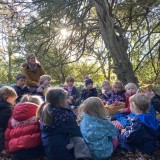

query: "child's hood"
(12, 102), (38, 121)
(135, 113), (159, 131)
(81, 113), (117, 139)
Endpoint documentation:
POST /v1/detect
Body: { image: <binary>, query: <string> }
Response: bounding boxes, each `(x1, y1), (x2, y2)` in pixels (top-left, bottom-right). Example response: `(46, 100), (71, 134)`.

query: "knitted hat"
(85, 76), (93, 86)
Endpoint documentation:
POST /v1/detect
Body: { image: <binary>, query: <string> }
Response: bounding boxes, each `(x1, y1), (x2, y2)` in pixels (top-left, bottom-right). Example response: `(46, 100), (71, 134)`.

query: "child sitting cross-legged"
(79, 97), (118, 160)
(5, 94), (44, 160)
(80, 77), (98, 102)
(118, 93), (160, 154)
(64, 76), (80, 109)
(37, 87), (90, 160)
(36, 74), (51, 101)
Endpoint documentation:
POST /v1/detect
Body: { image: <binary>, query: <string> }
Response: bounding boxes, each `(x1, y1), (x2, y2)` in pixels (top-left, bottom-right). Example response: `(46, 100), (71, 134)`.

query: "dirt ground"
(1, 147), (160, 160)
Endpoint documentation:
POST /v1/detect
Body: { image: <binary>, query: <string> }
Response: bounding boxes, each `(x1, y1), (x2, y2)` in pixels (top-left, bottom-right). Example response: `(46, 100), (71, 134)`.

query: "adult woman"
(20, 54), (45, 93)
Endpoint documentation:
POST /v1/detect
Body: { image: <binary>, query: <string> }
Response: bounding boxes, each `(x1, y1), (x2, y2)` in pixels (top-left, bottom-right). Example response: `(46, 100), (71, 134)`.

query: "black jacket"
(0, 99), (12, 151)
(151, 94), (160, 113)
(13, 85), (30, 103)
(81, 87), (98, 101)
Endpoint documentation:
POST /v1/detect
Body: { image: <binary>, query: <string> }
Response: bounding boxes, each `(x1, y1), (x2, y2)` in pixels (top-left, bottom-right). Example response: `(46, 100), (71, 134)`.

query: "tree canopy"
(0, 0), (159, 85)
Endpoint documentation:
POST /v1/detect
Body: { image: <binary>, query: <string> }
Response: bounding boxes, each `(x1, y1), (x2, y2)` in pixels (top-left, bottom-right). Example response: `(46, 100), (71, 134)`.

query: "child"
(101, 80), (112, 104)
(64, 76), (80, 108)
(112, 83), (137, 129)
(118, 93), (160, 154)
(0, 86), (17, 153)
(13, 74), (30, 103)
(108, 81), (125, 105)
(5, 95), (44, 160)
(37, 87), (85, 160)
(117, 83), (137, 114)
(79, 97), (117, 159)
(36, 74), (51, 101)
(81, 77), (98, 102)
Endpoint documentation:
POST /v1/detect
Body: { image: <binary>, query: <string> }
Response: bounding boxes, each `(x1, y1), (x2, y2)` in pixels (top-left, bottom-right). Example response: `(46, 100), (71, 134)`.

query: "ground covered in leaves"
(0, 147), (160, 160)
(108, 147), (160, 160)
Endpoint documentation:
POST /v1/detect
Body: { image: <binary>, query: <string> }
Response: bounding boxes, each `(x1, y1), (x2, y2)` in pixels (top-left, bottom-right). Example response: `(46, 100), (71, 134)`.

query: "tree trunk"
(93, 0), (138, 86)
(8, 46), (12, 82)
(107, 52), (111, 81)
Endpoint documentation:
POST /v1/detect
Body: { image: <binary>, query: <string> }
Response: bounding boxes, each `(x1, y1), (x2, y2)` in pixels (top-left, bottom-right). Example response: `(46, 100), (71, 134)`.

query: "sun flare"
(60, 29), (68, 37)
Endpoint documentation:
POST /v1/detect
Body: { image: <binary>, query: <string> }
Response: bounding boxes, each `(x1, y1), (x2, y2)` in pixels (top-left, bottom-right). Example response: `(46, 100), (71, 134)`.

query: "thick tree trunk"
(93, 0), (138, 86)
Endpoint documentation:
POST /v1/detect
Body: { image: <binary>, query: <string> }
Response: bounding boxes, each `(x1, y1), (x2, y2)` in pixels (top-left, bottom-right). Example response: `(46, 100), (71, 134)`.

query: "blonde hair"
(129, 93), (150, 113)
(37, 87), (68, 125)
(112, 81), (123, 89)
(102, 80), (110, 87)
(101, 80), (111, 93)
(39, 75), (51, 85)
(78, 97), (108, 122)
(20, 94), (43, 105)
(0, 86), (17, 100)
(66, 76), (74, 83)
(125, 83), (137, 91)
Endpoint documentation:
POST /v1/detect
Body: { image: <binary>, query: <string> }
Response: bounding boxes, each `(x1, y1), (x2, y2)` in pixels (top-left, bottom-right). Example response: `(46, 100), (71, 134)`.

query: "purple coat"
(108, 90), (126, 105)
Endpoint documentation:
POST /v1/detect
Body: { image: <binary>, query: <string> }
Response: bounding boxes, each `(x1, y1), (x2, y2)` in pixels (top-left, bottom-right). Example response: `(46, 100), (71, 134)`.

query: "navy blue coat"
(118, 113), (160, 153)
(13, 85), (30, 103)
(102, 92), (111, 102)
(81, 87), (98, 101)
(40, 107), (82, 160)
(151, 94), (160, 113)
(64, 86), (79, 106)
(0, 99), (12, 151)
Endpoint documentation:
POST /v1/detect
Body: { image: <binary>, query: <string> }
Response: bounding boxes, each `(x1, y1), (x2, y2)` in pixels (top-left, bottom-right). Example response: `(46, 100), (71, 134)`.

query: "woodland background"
(0, 1), (160, 159)
(0, 0), (159, 87)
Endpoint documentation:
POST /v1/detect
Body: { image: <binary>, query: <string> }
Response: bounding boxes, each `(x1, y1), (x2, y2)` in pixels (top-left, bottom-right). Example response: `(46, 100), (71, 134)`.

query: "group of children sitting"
(0, 74), (160, 160)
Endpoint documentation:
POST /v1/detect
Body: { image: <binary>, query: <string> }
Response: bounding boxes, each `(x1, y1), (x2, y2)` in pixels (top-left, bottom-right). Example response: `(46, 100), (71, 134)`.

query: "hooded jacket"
(118, 113), (160, 153)
(80, 113), (117, 159)
(40, 106), (82, 160)
(5, 103), (41, 152)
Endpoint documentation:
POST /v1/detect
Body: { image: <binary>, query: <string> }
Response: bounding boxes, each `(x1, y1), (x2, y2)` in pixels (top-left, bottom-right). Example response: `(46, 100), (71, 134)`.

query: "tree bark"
(93, 0), (138, 86)
(8, 47), (12, 82)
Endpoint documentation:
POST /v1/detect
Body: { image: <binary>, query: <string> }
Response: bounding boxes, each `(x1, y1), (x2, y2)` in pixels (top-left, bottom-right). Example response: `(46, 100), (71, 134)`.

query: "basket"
(105, 102), (125, 115)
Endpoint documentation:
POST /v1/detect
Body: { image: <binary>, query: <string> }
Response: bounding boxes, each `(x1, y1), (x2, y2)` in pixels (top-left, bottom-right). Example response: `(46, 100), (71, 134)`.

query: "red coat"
(5, 103), (41, 152)
(123, 93), (135, 113)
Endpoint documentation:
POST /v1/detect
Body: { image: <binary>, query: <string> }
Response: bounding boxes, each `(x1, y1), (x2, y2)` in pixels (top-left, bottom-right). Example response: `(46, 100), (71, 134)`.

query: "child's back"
(5, 95), (43, 160)
(38, 87), (82, 160)
(79, 97), (117, 159)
